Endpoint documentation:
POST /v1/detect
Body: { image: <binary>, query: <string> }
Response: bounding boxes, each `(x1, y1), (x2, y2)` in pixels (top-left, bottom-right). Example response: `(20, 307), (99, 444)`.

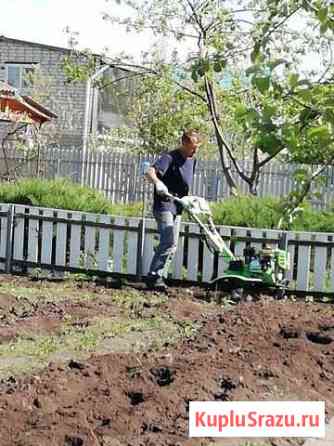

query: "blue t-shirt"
(153, 149), (196, 215)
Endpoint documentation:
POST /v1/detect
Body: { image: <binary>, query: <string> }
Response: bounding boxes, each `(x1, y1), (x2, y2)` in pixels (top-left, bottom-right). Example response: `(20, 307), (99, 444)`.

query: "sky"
(0, 0), (154, 54)
(0, 0), (325, 74)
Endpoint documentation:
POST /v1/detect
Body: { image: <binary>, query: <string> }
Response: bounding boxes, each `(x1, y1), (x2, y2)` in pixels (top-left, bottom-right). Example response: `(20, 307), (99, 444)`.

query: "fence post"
(5, 204), (14, 274)
(136, 161), (150, 279)
(278, 230), (291, 286)
(136, 219), (144, 279)
(136, 180), (148, 280)
(56, 158), (61, 178)
(278, 231), (288, 250)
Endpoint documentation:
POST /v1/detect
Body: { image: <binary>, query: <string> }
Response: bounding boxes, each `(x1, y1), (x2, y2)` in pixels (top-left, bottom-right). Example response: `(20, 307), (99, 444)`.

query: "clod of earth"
(256, 367), (278, 379)
(127, 366), (142, 379)
(64, 435), (84, 446)
(128, 390), (145, 405)
(68, 359), (86, 370)
(142, 422), (163, 433)
(214, 375), (238, 401)
(279, 325), (302, 339)
(97, 418), (112, 428)
(306, 331), (333, 345)
(150, 366), (175, 386)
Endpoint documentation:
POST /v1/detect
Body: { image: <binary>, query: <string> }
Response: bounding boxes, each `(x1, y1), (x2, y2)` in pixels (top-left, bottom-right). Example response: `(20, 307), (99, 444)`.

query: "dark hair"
(181, 129), (201, 144)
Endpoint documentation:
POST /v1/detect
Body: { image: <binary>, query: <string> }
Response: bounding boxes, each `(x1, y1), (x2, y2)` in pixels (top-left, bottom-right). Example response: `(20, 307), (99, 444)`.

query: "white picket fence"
(0, 203), (334, 293)
(2, 146), (334, 207)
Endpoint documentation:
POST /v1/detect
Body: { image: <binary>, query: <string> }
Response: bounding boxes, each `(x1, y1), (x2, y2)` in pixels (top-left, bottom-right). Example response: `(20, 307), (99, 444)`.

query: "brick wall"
(0, 37), (88, 147)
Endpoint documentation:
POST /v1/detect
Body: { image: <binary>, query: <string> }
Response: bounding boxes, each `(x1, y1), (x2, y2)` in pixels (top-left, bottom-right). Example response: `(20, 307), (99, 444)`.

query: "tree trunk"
(204, 77), (238, 196)
(249, 183), (258, 196)
(214, 124), (239, 196)
(249, 171), (260, 196)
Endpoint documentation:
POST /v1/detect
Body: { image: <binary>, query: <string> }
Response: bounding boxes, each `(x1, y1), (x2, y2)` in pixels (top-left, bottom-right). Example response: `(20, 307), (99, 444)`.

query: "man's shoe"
(152, 277), (168, 291)
(146, 276), (167, 291)
(145, 274), (156, 287)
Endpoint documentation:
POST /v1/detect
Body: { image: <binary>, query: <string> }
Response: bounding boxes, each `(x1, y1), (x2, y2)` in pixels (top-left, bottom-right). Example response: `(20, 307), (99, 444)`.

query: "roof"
(0, 36), (101, 61)
(0, 35), (72, 54)
(0, 81), (57, 125)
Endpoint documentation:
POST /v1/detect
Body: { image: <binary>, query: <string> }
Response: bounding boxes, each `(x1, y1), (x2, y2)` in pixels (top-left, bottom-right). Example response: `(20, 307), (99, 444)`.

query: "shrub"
(0, 178), (142, 216)
(107, 202), (143, 217)
(210, 196), (282, 229)
(0, 179), (332, 232)
(210, 196), (334, 233)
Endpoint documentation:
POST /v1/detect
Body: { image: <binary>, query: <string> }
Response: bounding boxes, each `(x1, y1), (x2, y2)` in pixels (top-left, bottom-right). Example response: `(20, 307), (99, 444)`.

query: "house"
(0, 81), (57, 125)
(0, 36), (130, 148)
(0, 80), (57, 179)
(0, 36), (88, 146)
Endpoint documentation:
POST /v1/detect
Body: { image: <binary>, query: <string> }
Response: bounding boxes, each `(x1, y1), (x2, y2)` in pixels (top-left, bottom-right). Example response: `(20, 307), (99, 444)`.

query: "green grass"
(0, 281), (171, 313)
(109, 288), (168, 313)
(0, 276), (205, 379)
(0, 311), (200, 378)
(0, 282), (96, 304)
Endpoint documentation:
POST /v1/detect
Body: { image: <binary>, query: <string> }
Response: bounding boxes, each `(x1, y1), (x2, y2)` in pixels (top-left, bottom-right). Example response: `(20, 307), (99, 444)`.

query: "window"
(5, 64), (36, 90)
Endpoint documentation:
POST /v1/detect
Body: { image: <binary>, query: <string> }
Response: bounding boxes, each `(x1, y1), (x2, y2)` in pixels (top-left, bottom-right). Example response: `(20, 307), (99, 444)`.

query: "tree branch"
(97, 72), (147, 89)
(204, 76), (250, 185)
(258, 148), (285, 168)
(102, 59), (209, 103)
(185, 0), (206, 44)
(258, 4), (304, 48)
(317, 42), (333, 83)
(278, 155), (334, 229)
(173, 79), (207, 102)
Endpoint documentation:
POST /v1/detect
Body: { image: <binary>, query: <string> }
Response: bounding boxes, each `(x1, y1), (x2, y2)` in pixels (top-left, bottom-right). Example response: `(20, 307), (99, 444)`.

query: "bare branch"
(258, 4), (304, 48)
(97, 72), (147, 89)
(185, 0), (206, 37)
(103, 60), (208, 102)
(173, 79), (207, 102)
(204, 76), (249, 185)
(317, 42), (333, 83)
(258, 149), (285, 169)
(278, 154), (334, 228)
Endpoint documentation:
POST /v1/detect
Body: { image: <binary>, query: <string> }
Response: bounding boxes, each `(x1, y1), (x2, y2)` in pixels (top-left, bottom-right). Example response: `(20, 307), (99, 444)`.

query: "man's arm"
(146, 166), (169, 196)
(145, 166), (160, 186)
(145, 147), (175, 197)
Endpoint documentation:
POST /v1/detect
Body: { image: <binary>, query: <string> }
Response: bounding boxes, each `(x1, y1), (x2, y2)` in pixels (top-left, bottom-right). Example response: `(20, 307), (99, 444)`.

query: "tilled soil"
(0, 278), (333, 446)
(0, 291), (121, 344)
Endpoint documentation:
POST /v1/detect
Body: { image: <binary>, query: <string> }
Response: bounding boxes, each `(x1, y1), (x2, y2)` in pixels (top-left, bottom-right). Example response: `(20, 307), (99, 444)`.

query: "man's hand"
(155, 180), (169, 197)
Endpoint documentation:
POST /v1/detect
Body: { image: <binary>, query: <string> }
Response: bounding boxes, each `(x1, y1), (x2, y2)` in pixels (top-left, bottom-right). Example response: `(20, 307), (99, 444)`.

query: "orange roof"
(0, 81), (57, 125)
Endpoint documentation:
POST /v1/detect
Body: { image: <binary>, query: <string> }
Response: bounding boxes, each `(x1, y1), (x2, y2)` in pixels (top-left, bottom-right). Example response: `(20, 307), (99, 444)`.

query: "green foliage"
(0, 178), (110, 213)
(211, 196), (283, 229)
(2, 178), (334, 232)
(125, 70), (215, 157)
(106, 201), (143, 217)
(291, 206), (334, 233)
(63, 0), (334, 199)
(62, 52), (98, 83)
(211, 196), (334, 233)
(0, 178), (142, 216)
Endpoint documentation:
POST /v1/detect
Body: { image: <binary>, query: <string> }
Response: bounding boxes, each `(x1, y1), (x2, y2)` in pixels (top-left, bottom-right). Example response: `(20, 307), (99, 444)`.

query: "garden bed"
(0, 275), (332, 446)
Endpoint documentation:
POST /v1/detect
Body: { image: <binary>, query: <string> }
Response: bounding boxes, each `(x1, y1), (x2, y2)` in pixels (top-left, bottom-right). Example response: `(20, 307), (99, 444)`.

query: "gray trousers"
(148, 211), (182, 279)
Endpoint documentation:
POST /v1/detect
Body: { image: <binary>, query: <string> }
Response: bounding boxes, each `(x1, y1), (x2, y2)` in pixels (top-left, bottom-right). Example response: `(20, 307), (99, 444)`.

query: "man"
(145, 129), (202, 291)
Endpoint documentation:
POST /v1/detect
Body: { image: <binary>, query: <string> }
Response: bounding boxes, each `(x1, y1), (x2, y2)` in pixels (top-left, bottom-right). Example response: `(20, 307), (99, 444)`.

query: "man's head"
(180, 129), (202, 158)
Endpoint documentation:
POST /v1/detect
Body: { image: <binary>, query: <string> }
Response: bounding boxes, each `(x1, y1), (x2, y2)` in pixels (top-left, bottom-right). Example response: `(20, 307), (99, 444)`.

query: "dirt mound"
(0, 295), (333, 446)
